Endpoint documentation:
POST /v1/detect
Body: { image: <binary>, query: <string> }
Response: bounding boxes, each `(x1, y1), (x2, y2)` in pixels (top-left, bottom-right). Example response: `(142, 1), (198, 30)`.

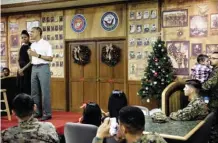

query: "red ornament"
(154, 58), (158, 62)
(154, 72), (158, 76)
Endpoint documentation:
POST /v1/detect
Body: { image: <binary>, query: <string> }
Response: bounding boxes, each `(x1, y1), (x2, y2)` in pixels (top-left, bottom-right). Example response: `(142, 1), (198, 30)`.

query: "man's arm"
(92, 118), (111, 143)
(27, 50), (53, 62)
(169, 100), (207, 121)
(202, 73), (218, 90)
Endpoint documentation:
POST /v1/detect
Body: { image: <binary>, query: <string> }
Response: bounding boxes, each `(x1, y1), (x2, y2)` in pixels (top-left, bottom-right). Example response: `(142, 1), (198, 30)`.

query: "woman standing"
(17, 30), (32, 94)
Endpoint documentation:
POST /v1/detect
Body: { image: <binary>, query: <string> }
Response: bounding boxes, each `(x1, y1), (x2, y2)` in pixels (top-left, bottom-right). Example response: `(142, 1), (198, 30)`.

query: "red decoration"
(154, 58), (158, 62)
(154, 72), (158, 76)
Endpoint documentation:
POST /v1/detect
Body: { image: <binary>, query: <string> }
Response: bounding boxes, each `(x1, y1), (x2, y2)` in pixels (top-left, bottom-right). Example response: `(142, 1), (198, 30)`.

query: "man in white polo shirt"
(28, 27), (53, 121)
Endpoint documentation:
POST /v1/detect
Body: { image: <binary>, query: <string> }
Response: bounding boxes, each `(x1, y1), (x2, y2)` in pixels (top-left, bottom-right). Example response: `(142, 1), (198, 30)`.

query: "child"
(102, 90), (128, 120)
(191, 54), (212, 83)
(79, 102), (102, 127)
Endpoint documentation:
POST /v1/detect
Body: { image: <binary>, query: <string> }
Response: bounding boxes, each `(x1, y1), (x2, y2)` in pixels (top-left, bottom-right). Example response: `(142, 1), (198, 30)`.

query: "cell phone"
(110, 118), (118, 136)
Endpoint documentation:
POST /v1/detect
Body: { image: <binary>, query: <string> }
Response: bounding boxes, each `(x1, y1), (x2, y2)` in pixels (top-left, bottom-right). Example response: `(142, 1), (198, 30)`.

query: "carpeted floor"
(1, 111), (81, 135)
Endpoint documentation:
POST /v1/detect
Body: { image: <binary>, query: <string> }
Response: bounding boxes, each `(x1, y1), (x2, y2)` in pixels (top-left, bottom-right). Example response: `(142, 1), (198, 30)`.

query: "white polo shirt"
(31, 39), (53, 65)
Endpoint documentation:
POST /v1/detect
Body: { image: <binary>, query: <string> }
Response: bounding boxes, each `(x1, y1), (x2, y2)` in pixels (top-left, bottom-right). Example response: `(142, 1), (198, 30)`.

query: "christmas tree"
(138, 38), (175, 103)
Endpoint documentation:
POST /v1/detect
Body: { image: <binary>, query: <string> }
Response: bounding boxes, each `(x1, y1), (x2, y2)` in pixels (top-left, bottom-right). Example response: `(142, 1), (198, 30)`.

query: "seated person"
(79, 102), (102, 127)
(102, 90), (127, 120)
(1, 67), (10, 78)
(92, 106), (167, 143)
(170, 79), (209, 121)
(1, 93), (59, 143)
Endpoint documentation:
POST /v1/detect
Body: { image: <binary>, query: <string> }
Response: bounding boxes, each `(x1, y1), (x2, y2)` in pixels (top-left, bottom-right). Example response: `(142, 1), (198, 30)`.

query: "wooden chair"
(132, 105), (149, 115)
(161, 81), (188, 116)
(0, 89), (11, 120)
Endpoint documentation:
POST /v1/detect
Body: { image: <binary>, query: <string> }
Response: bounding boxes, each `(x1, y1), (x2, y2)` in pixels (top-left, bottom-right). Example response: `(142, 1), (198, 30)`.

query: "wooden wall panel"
(99, 82), (112, 111)
(51, 79), (66, 110)
(83, 81), (97, 103)
(128, 83), (158, 110)
(71, 82), (83, 112)
(65, 4), (126, 39)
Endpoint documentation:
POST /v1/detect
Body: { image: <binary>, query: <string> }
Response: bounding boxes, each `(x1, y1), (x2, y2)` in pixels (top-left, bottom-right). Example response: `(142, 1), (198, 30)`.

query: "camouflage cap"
(151, 112), (168, 123)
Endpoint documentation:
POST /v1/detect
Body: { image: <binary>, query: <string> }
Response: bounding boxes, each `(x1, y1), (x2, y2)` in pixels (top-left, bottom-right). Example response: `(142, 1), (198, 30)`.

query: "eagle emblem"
(101, 12), (119, 31)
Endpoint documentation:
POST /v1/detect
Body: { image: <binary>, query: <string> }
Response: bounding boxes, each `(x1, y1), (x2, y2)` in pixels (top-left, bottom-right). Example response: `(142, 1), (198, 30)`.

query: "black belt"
(33, 64), (48, 67)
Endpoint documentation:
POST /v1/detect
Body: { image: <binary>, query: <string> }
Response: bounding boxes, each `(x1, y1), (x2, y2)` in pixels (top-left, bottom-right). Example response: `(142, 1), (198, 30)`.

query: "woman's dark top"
(17, 43), (32, 95)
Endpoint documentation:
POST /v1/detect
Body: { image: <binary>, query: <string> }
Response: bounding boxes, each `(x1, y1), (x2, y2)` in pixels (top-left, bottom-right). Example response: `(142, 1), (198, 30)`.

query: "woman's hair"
(82, 102), (102, 127)
(108, 90), (127, 119)
(21, 30), (29, 37)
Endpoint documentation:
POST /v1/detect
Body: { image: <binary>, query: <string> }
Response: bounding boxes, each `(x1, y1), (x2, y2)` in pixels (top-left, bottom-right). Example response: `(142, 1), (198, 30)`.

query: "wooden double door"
(68, 40), (126, 112)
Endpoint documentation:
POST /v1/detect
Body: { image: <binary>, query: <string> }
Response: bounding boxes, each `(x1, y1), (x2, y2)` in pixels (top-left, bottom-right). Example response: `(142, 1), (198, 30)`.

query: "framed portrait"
(150, 10), (157, 19)
(143, 10), (149, 19)
(43, 26), (46, 31)
(206, 44), (218, 54)
(162, 9), (188, 28)
(9, 23), (19, 33)
(143, 24), (150, 33)
(143, 51), (150, 59)
(1, 42), (6, 56)
(42, 17), (46, 23)
(46, 17), (50, 22)
(59, 25), (63, 31)
(136, 11), (142, 20)
(0, 22), (5, 32)
(51, 26), (54, 31)
(129, 63), (137, 74)
(136, 38), (143, 46)
(47, 26), (50, 31)
(166, 41), (189, 75)
(143, 38), (150, 46)
(59, 16), (63, 22)
(60, 61), (64, 67)
(10, 51), (18, 64)
(26, 21), (40, 33)
(0, 61), (7, 70)
(129, 24), (136, 34)
(129, 11), (135, 20)
(129, 38), (135, 47)
(211, 13), (218, 29)
(51, 16), (54, 22)
(136, 52), (143, 59)
(10, 35), (19, 47)
(191, 43), (202, 57)
(129, 51), (135, 59)
(190, 15), (208, 37)
(150, 24), (157, 32)
(136, 25), (142, 33)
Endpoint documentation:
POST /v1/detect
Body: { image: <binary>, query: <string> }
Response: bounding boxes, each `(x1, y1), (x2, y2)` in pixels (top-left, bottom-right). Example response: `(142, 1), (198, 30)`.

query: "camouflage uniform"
(92, 133), (167, 143)
(202, 66), (218, 143)
(1, 117), (59, 143)
(169, 97), (208, 121)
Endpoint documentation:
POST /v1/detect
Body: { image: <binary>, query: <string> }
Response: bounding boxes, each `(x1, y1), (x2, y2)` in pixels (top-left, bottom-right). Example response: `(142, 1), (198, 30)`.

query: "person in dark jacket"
(17, 30), (32, 95)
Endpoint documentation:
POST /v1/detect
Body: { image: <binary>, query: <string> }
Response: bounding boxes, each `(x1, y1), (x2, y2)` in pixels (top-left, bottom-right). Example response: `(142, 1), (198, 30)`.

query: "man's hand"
(17, 69), (24, 76)
(96, 118), (111, 139)
(27, 49), (38, 57)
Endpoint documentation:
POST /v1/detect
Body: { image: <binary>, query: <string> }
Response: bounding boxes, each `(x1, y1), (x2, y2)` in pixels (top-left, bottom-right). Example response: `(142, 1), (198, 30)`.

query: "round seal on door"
(101, 12), (119, 31)
(71, 14), (87, 33)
